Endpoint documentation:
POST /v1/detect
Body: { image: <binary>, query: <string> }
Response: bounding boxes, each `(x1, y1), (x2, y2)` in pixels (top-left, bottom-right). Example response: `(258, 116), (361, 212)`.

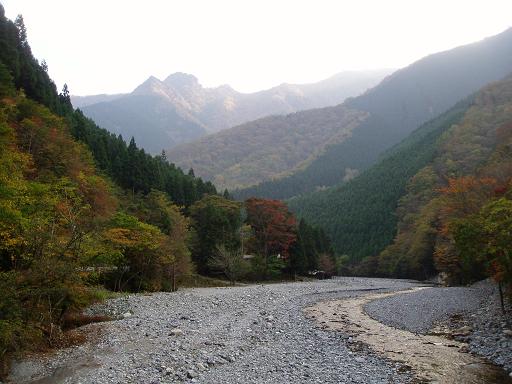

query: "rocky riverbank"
(8, 278), (417, 384)
(365, 279), (512, 376)
(309, 287), (512, 383)
(7, 277), (511, 384)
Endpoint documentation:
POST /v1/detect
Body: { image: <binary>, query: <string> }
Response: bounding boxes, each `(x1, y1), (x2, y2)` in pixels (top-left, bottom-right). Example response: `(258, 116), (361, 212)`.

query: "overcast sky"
(3, 0), (512, 96)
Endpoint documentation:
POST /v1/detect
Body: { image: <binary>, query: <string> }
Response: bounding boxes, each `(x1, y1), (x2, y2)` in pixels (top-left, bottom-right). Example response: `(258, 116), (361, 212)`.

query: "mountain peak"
(132, 75), (165, 95)
(164, 72), (200, 89)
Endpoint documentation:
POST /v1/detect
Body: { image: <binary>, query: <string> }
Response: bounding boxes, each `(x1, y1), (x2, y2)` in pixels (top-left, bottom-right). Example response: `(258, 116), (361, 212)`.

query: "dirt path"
(305, 288), (511, 383)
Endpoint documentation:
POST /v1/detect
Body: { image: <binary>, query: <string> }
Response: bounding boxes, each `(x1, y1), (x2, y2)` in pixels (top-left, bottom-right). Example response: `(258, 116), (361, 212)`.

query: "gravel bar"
(364, 280), (512, 375)
(364, 286), (491, 334)
(8, 277), (418, 384)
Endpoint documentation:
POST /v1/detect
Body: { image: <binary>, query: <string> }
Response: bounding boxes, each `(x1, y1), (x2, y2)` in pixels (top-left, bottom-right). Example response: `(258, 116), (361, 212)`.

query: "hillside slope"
(237, 27), (512, 200)
(288, 98), (472, 259)
(167, 105), (367, 190)
(78, 70), (389, 154)
(373, 76), (512, 281)
(289, 75), (512, 271)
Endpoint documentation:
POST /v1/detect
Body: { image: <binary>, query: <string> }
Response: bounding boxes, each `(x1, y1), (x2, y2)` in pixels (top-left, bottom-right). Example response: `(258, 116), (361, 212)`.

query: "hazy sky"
(3, 0), (512, 95)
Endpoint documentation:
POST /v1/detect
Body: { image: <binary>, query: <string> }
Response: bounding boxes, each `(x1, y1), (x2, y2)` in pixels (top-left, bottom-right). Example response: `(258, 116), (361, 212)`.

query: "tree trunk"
(499, 281), (506, 314)
(171, 264), (176, 292)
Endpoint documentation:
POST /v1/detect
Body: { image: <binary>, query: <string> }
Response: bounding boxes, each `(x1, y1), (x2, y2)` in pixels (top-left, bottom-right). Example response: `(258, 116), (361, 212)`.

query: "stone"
(452, 326), (472, 336)
(170, 328), (183, 336)
(459, 345), (470, 353)
(187, 369), (197, 379)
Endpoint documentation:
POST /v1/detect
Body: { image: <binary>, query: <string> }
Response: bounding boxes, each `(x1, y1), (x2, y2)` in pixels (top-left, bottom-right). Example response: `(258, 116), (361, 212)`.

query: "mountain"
(167, 105), (367, 190)
(0, 7), (218, 376)
(235, 27), (512, 200)
(71, 93), (125, 108)
(288, 74), (512, 274)
(79, 76), (209, 154)
(75, 70), (391, 154)
(288, 97), (472, 260)
(372, 75), (512, 282)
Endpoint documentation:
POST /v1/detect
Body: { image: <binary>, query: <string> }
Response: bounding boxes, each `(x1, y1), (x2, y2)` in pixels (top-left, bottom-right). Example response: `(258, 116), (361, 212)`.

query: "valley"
(171, 27), (512, 195)
(1, 2), (512, 383)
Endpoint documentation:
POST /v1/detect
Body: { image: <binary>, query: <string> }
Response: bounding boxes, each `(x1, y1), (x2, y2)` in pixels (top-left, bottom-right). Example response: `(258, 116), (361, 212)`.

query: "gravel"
(365, 280), (512, 375)
(8, 277), (418, 384)
(364, 286), (491, 334)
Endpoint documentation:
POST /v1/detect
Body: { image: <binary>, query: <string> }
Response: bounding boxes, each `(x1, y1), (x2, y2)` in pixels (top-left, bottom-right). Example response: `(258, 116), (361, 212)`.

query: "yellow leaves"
(105, 213), (164, 252)
(104, 228), (137, 247)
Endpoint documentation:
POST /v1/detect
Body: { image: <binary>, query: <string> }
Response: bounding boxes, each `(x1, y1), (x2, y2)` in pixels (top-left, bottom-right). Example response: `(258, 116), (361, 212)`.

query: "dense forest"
(289, 97), (472, 259)
(370, 76), (512, 284)
(167, 105), (366, 190)
(237, 27), (512, 200)
(0, 8), (334, 375)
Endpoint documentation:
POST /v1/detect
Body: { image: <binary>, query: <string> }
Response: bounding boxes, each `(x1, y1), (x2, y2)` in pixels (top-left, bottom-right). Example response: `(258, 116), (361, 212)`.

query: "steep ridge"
(78, 70), (390, 154)
(237, 27), (512, 200)
(289, 74), (512, 272)
(373, 75), (512, 281)
(71, 93), (124, 108)
(288, 97), (472, 260)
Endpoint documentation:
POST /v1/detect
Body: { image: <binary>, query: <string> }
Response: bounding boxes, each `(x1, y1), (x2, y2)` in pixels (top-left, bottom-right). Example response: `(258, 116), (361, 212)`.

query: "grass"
(177, 274), (232, 288)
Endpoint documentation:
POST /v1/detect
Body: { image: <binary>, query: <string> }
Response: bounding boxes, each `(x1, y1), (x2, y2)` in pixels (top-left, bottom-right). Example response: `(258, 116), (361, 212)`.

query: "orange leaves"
(76, 173), (117, 220)
(438, 176), (497, 217)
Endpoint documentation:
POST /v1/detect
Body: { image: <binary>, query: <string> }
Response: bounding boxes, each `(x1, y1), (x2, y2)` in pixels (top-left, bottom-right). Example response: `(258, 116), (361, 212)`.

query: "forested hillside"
(291, 75), (512, 284)
(237, 27), (512, 200)
(288, 98), (472, 259)
(371, 76), (512, 283)
(80, 70), (390, 154)
(167, 105), (367, 190)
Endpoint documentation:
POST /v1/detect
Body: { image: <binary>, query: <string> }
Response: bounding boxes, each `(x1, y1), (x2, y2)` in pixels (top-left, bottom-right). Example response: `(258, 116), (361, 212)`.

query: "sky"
(3, 0), (512, 96)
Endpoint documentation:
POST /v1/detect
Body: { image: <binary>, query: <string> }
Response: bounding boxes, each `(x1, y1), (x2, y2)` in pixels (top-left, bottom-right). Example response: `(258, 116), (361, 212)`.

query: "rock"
(8, 277), (423, 384)
(170, 328), (183, 336)
(459, 345), (470, 353)
(187, 369), (197, 379)
(452, 326), (472, 336)
(206, 357), (216, 366)
(503, 329), (512, 337)
(122, 311), (132, 318)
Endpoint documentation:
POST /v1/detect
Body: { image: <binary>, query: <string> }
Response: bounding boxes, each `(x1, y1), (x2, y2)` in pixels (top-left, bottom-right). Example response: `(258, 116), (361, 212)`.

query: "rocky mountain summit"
(73, 70), (391, 153)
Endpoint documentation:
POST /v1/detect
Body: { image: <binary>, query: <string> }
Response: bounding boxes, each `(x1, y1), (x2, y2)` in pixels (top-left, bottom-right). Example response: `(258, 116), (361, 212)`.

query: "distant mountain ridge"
(167, 105), (368, 190)
(234, 27), (512, 199)
(72, 70), (392, 154)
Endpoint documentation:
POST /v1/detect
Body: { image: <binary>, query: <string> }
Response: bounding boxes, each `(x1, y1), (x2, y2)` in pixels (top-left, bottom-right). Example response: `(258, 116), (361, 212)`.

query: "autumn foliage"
(245, 198), (297, 261)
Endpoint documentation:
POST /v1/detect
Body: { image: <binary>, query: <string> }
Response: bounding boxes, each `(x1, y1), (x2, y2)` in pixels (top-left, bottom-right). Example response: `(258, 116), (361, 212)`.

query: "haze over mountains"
(72, 70), (391, 154)
(215, 26), (512, 196)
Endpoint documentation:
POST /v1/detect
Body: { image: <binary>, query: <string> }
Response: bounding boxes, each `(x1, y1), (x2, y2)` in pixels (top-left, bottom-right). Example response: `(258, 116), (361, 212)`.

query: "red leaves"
(245, 198), (297, 260)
